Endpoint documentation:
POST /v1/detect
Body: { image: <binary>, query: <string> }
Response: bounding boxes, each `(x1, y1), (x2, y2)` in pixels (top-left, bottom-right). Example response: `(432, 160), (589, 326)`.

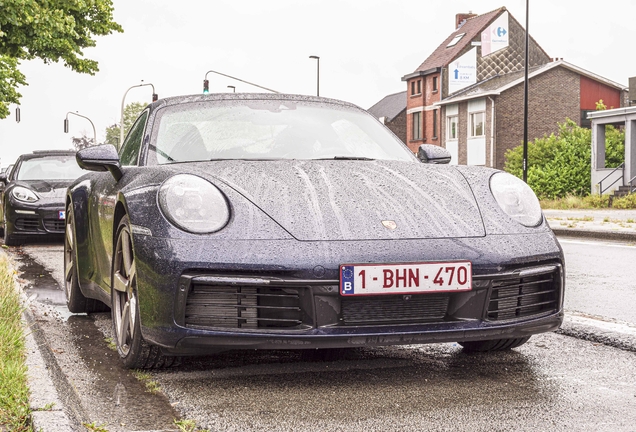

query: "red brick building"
(397, 7), (626, 168)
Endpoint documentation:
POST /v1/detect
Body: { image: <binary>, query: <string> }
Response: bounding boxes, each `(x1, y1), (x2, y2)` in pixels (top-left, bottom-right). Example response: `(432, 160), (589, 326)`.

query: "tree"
(71, 135), (95, 151)
(104, 102), (146, 146)
(0, 0), (123, 118)
(504, 119), (625, 199)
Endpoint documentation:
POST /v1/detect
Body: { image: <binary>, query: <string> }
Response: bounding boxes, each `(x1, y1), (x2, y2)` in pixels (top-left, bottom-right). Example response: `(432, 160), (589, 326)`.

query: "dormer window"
(446, 33), (465, 48)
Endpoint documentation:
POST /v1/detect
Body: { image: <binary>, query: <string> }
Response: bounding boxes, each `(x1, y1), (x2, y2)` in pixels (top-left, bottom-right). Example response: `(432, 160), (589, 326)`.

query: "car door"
(92, 111), (149, 290)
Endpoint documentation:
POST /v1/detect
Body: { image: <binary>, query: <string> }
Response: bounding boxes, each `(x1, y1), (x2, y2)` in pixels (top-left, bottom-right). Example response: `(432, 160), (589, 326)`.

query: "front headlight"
(11, 186), (39, 203)
(158, 174), (230, 233)
(490, 172), (542, 227)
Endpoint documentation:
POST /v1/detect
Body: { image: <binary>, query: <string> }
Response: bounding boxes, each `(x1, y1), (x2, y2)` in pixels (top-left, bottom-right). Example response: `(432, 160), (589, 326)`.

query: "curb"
(22, 300), (83, 432)
(558, 312), (636, 353)
(23, 316), (75, 432)
(2, 247), (80, 432)
(551, 227), (636, 242)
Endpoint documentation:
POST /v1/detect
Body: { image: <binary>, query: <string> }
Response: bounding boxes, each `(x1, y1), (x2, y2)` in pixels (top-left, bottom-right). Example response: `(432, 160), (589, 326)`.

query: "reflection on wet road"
(12, 244), (180, 431)
(9, 243), (636, 431)
(156, 337), (636, 431)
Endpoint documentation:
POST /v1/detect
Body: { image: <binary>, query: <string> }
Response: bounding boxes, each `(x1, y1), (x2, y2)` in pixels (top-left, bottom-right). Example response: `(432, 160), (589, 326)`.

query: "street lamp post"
(309, 55), (320, 97)
(120, 81), (157, 149)
(202, 70), (279, 94)
(64, 111), (97, 146)
(227, 85), (236, 93)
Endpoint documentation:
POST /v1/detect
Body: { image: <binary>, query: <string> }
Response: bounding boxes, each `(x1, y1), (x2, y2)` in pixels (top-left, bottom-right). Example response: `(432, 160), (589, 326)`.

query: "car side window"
(119, 110), (149, 166)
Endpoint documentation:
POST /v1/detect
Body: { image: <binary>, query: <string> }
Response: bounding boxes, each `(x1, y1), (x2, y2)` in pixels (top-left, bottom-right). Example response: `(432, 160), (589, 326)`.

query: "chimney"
(456, 12), (477, 29)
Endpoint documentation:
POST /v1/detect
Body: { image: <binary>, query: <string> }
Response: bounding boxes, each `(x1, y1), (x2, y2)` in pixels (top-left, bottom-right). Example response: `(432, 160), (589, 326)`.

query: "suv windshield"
(150, 99), (415, 164)
(16, 155), (85, 181)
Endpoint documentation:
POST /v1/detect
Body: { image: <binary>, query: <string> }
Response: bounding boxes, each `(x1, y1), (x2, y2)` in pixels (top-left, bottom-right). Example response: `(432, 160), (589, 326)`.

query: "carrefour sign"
(481, 11), (509, 56)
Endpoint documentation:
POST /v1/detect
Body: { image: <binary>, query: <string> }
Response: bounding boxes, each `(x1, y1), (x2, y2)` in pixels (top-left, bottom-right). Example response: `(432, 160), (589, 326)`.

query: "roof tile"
(414, 7), (505, 73)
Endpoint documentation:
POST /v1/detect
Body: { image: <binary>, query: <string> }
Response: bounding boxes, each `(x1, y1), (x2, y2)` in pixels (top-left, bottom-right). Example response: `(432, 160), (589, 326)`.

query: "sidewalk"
(543, 208), (636, 242)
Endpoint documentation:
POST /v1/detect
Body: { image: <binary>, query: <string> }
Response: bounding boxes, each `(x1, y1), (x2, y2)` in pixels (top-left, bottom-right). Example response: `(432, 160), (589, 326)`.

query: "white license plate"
(58, 210), (65, 220)
(340, 261), (472, 296)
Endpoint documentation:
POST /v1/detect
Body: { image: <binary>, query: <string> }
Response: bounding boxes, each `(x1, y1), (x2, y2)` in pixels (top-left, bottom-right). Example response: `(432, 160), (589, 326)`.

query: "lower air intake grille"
(15, 217), (38, 231)
(185, 285), (302, 329)
(487, 268), (559, 321)
(43, 219), (65, 232)
(341, 294), (449, 325)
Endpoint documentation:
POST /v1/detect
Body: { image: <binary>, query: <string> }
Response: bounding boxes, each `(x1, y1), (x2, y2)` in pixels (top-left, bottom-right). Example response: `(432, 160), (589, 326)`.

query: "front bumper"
(161, 263), (564, 354)
(5, 200), (65, 236)
(131, 232), (565, 354)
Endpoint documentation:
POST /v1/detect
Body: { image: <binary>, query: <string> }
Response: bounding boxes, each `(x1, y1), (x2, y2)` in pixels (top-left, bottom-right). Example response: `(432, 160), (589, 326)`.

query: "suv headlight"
(158, 174), (230, 233)
(490, 172), (542, 227)
(12, 186), (39, 203)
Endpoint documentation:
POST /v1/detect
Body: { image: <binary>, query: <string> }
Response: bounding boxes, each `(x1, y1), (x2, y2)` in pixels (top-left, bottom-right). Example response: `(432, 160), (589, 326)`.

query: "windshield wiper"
(316, 156), (375, 161)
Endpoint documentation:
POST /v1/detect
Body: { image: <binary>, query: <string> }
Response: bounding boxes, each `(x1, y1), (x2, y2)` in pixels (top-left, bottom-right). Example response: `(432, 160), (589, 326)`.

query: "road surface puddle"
(13, 246), (181, 431)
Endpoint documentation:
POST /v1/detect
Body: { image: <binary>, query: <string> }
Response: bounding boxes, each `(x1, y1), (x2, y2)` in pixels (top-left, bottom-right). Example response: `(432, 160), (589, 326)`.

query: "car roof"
(147, 93), (363, 112)
(18, 150), (77, 160)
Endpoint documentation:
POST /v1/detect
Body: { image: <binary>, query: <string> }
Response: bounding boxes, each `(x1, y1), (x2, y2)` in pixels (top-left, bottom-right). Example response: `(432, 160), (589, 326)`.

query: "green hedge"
(504, 119), (624, 200)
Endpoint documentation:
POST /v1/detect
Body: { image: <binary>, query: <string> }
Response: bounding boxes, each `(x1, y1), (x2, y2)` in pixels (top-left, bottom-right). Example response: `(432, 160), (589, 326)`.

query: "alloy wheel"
(64, 210), (75, 298)
(112, 222), (138, 356)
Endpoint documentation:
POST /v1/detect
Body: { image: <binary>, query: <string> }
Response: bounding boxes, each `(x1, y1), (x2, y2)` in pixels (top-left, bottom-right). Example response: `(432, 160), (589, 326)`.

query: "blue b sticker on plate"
(340, 265), (355, 295)
(58, 210), (65, 220)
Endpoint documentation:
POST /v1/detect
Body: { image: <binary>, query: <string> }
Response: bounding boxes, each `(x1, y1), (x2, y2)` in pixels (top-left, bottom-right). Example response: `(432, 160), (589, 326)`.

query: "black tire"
(111, 215), (176, 369)
(3, 218), (20, 246)
(301, 348), (353, 362)
(459, 337), (531, 352)
(64, 205), (109, 314)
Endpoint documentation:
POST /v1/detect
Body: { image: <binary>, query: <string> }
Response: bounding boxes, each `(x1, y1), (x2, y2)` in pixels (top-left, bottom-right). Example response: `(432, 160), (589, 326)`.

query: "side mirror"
(76, 144), (123, 181)
(417, 144), (452, 164)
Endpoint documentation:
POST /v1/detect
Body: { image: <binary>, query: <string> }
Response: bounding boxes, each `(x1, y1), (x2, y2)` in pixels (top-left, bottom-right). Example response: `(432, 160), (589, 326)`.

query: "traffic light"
(203, 79), (209, 94)
(152, 93), (158, 102)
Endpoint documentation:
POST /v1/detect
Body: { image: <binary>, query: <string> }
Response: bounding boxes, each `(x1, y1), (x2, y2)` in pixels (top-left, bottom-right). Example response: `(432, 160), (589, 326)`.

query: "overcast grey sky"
(0, 0), (633, 166)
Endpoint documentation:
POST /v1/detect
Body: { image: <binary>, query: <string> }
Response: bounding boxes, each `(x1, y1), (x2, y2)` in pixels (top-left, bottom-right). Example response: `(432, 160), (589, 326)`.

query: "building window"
(446, 33), (465, 47)
(412, 112), (421, 140)
(469, 112), (485, 137)
(447, 115), (458, 140)
(411, 80), (422, 96)
(432, 76), (438, 92)
(432, 110), (438, 139)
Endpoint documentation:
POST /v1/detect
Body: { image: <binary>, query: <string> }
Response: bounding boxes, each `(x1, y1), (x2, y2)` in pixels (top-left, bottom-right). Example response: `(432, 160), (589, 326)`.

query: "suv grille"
(341, 294), (449, 325)
(15, 217), (39, 231)
(487, 267), (559, 321)
(185, 285), (302, 329)
(43, 219), (65, 232)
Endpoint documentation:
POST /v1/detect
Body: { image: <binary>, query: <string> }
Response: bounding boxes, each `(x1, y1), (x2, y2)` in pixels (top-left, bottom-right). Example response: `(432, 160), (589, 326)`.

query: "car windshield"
(16, 155), (85, 181)
(150, 99), (416, 164)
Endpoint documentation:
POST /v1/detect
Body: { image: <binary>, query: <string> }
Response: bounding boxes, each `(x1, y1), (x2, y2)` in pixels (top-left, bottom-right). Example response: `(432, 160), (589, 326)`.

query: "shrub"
(612, 194), (636, 209)
(504, 119), (625, 200)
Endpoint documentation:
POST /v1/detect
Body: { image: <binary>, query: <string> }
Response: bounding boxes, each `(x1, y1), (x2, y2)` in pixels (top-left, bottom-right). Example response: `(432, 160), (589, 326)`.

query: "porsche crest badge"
(382, 220), (397, 230)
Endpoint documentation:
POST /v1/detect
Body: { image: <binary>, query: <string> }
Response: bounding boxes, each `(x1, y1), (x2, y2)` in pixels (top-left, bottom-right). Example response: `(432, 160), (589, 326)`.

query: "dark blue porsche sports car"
(65, 94), (564, 369)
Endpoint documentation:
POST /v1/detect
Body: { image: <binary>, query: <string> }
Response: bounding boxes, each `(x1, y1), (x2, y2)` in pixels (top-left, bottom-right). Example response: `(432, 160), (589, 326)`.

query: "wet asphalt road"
(8, 240), (636, 431)
(559, 238), (636, 323)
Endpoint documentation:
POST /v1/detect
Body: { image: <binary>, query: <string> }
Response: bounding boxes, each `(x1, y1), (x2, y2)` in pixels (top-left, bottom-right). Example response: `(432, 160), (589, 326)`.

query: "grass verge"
(0, 254), (32, 431)
(540, 194), (636, 210)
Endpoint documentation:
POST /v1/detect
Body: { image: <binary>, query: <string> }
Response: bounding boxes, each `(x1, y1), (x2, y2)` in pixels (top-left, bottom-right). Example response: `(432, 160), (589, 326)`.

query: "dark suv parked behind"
(0, 150), (84, 245)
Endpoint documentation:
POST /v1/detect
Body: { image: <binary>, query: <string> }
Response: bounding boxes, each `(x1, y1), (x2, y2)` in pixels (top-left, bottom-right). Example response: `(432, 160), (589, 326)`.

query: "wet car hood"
(189, 160), (486, 241)
(13, 180), (73, 199)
